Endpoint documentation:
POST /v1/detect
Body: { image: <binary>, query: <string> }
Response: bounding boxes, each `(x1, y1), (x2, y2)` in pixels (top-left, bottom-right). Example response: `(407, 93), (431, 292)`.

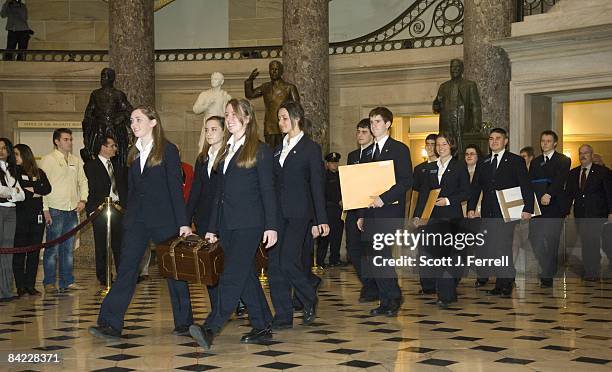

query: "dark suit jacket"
(469, 150), (534, 218)
(273, 135), (327, 224)
(208, 142), (278, 233)
(84, 157), (128, 214)
(14, 167), (52, 230)
(123, 142), (188, 232)
(528, 151), (571, 217)
(366, 137), (413, 220)
(566, 164), (612, 218)
(186, 155), (221, 233)
(415, 158), (470, 219)
(347, 144), (374, 166)
(413, 160), (430, 193)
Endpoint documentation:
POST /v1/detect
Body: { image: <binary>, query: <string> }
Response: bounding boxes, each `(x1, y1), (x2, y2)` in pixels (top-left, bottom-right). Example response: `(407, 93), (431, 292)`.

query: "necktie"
(544, 155), (549, 165)
(491, 153), (498, 173)
(372, 143), (380, 161)
(580, 167), (588, 191)
(107, 160), (117, 196)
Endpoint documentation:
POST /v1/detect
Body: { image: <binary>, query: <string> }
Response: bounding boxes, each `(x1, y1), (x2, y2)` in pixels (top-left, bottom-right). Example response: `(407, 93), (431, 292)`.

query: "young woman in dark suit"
(414, 133), (470, 308)
(189, 98), (278, 349)
(89, 106), (193, 340)
(12, 144), (51, 296)
(268, 101), (329, 329)
(186, 115), (228, 320)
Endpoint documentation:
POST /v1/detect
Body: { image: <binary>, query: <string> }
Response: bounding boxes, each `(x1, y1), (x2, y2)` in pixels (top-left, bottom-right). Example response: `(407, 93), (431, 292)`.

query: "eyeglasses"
(104, 143), (118, 148)
(465, 152), (477, 156)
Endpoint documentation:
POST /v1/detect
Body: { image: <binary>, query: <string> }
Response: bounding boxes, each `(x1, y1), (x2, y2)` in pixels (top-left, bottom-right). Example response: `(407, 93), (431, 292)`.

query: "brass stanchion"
(311, 238), (325, 275)
(259, 268), (268, 286)
(98, 197), (113, 296)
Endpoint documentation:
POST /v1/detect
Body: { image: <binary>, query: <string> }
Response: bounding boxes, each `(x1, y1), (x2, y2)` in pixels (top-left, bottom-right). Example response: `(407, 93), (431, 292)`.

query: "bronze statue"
(245, 60), (300, 148)
(82, 68), (133, 166)
(433, 59), (482, 154)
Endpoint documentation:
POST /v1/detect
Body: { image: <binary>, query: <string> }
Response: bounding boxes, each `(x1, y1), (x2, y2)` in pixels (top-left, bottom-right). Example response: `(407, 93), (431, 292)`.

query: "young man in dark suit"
(528, 130), (570, 288)
(316, 152), (344, 267)
(345, 118), (377, 302)
(566, 144), (612, 281)
(468, 128), (534, 297)
(358, 107), (413, 317)
(84, 135), (127, 289)
(412, 133), (438, 294)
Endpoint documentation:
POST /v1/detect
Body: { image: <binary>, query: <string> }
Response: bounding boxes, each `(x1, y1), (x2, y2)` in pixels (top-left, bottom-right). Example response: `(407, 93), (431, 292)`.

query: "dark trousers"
(5, 30), (30, 61)
(264, 134), (283, 150)
(576, 218), (607, 277)
(423, 219), (463, 302)
(97, 222), (193, 332)
(206, 226), (272, 331)
(270, 218), (317, 323)
(317, 207), (344, 265)
(529, 217), (563, 280)
(92, 208), (123, 285)
(345, 211), (378, 297)
(480, 219), (517, 289)
(13, 221), (45, 289)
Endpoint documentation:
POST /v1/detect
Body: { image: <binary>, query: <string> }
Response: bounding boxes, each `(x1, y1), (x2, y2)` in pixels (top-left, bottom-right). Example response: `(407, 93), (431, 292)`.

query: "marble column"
(109, 0), (155, 107)
(283, 0), (330, 152)
(464, 0), (514, 130)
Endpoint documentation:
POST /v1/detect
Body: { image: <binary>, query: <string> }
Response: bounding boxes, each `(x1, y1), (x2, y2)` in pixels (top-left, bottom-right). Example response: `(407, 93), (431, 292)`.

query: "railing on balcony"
(0, 0), (464, 62)
(516, 0), (558, 22)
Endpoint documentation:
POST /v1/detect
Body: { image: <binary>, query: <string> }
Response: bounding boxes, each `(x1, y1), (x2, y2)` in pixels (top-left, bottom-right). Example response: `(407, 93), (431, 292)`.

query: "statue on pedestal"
(245, 60), (300, 149)
(193, 72), (232, 152)
(81, 68), (133, 166)
(433, 59), (482, 155)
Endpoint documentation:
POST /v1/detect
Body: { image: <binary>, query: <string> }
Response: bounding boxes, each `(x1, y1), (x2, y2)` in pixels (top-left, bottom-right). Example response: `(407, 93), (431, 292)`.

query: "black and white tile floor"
(0, 267), (611, 371)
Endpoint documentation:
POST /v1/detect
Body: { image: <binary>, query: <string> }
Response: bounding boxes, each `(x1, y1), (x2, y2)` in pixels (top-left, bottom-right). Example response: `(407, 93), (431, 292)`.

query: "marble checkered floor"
(1, 267), (611, 372)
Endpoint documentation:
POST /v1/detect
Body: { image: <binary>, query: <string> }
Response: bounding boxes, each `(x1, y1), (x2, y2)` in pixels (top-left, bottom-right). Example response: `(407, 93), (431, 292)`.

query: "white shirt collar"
(136, 138), (154, 153)
(437, 156), (452, 169)
(0, 160), (6, 171)
(428, 157), (438, 163)
(98, 154), (110, 164)
(208, 146), (220, 160)
(543, 150), (555, 158)
(581, 162), (592, 171)
(374, 135), (389, 151)
(283, 131), (304, 148)
(492, 148), (505, 158)
(227, 134), (246, 151)
(360, 143), (373, 150)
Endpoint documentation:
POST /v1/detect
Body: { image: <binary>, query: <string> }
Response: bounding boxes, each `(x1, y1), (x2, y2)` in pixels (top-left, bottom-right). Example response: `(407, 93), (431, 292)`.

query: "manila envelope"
(496, 186), (542, 222)
(339, 160), (396, 210)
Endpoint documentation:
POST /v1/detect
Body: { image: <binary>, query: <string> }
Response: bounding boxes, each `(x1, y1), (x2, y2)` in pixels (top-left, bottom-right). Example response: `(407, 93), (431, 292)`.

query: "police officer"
(317, 152), (344, 267)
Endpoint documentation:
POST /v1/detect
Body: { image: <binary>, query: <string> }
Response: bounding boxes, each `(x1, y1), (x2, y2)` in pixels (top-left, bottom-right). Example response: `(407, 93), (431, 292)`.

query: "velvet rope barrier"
(0, 202), (122, 254)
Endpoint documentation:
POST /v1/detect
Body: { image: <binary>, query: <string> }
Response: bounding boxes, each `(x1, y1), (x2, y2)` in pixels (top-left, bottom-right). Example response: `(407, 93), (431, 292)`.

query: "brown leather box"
(157, 235), (224, 286)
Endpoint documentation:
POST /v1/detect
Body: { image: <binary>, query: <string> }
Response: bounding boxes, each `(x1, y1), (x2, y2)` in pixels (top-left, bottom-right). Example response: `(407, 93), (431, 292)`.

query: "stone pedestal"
(109, 0), (155, 107)
(282, 0), (329, 152)
(464, 0), (514, 130)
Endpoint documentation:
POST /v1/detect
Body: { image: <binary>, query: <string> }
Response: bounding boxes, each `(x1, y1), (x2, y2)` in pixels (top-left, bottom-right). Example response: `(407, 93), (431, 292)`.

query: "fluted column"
(283, 0), (329, 152)
(464, 0), (514, 130)
(109, 0), (155, 107)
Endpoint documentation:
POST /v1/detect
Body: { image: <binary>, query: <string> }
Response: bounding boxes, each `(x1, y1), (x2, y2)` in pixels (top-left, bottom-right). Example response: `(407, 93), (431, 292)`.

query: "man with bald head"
(566, 144), (612, 281)
(245, 60), (300, 148)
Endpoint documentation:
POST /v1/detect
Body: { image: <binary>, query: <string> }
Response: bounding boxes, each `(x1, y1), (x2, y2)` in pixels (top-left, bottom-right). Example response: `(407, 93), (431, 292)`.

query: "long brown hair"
(14, 144), (40, 178)
(218, 98), (261, 169)
(198, 115), (228, 172)
(127, 106), (167, 167)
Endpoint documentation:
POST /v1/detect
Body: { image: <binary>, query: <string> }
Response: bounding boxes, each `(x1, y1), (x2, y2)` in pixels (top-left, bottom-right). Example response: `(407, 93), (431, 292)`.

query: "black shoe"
(17, 288), (27, 297)
(418, 289), (436, 295)
(26, 288), (41, 296)
(89, 325), (121, 340)
(436, 299), (451, 309)
(539, 278), (553, 288)
(292, 298), (304, 311)
(500, 286), (514, 298)
(474, 280), (488, 288)
(369, 305), (390, 316)
(235, 301), (247, 317)
(384, 299), (401, 317)
(303, 299), (318, 325)
(240, 327), (272, 344)
(486, 287), (503, 296)
(271, 319), (293, 330)
(358, 295), (378, 303)
(189, 324), (214, 349)
(172, 325), (191, 336)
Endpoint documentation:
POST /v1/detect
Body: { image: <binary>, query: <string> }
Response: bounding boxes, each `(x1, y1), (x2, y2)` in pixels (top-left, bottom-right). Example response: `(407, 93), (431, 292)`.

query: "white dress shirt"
(372, 135), (389, 160)
(491, 148), (505, 168)
(543, 150), (555, 163)
(98, 155), (119, 202)
(207, 147), (220, 177)
(136, 138), (154, 172)
(223, 134), (246, 174)
(0, 160), (25, 207)
(279, 131), (304, 167)
(436, 157), (452, 206)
